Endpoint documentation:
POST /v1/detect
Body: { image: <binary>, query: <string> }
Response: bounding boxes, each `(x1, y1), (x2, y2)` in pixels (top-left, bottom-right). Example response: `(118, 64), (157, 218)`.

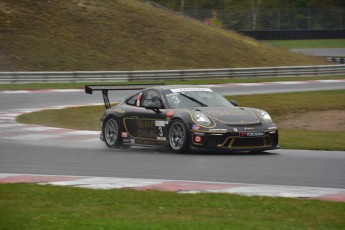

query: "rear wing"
(85, 84), (164, 109)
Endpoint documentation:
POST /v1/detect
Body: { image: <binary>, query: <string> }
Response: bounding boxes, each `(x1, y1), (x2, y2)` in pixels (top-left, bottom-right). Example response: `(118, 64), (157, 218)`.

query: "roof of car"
(147, 85), (211, 91)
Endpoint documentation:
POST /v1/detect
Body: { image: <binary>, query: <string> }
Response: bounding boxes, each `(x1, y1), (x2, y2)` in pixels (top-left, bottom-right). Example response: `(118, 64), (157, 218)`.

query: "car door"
(123, 90), (168, 145)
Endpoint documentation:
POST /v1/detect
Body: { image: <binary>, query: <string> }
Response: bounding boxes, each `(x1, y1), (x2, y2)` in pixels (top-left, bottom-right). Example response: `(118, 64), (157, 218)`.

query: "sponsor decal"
(194, 136), (203, 143)
(129, 119), (167, 140)
(123, 139), (131, 143)
(122, 132), (128, 138)
(233, 128), (238, 132)
(155, 120), (165, 127)
(130, 139), (135, 144)
(171, 88), (213, 93)
(192, 124), (200, 130)
(209, 128), (227, 132)
(240, 131), (264, 137)
(207, 109), (245, 116)
(138, 129), (156, 138)
(244, 127), (255, 130)
(137, 120), (155, 129)
(193, 132), (205, 136)
(135, 139), (166, 146)
(157, 137), (166, 141)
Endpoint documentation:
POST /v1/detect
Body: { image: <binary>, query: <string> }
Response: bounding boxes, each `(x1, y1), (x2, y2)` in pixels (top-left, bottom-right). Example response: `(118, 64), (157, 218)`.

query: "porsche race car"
(85, 85), (279, 153)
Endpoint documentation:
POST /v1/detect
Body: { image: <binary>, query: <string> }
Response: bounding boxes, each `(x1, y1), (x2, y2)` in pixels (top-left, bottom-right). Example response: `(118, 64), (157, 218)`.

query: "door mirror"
(230, 100), (238, 106)
(145, 100), (162, 112)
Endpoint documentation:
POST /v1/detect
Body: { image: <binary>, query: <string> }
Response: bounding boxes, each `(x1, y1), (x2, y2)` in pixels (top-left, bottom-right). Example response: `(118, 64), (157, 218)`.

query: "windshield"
(164, 88), (234, 109)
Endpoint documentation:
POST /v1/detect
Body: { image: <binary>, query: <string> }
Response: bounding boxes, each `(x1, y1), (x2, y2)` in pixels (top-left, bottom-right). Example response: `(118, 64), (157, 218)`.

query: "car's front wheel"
(168, 119), (189, 153)
(102, 116), (122, 149)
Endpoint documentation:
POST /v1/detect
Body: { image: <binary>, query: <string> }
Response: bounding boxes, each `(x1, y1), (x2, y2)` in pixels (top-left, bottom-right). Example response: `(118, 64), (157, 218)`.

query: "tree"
(150, 0), (344, 30)
(249, 0), (262, 30)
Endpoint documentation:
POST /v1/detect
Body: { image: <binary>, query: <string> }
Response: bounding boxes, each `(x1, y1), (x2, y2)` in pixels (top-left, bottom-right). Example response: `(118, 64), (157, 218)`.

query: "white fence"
(0, 64), (344, 84)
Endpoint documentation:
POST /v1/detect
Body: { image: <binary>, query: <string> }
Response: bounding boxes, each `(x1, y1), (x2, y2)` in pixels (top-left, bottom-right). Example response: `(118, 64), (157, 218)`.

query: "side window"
(126, 93), (139, 106)
(140, 91), (162, 108)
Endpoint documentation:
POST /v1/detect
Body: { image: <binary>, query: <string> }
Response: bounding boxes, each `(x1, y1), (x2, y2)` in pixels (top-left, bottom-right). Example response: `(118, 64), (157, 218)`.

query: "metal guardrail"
(326, 57), (345, 64)
(0, 64), (344, 84)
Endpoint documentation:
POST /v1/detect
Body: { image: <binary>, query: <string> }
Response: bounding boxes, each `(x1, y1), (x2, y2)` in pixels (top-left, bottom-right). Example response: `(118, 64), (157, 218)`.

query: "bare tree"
(249, 0), (262, 30)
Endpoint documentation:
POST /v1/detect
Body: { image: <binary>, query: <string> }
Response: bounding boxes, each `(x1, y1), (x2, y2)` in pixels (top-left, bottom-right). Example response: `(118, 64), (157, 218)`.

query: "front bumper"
(191, 129), (279, 151)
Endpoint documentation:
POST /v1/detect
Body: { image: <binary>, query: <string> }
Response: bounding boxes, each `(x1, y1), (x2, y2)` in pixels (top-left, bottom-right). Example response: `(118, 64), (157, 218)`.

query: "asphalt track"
(2, 80), (345, 109)
(291, 48), (345, 57)
(1, 80), (345, 191)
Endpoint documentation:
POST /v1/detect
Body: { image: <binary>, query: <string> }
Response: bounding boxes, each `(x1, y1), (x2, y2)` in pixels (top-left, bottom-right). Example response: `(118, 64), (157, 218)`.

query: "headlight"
(193, 111), (211, 126)
(258, 110), (273, 123)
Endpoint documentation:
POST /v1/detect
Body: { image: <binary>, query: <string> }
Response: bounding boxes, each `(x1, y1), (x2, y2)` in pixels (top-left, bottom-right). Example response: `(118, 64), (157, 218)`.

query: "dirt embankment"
(278, 110), (345, 131)
(0, 0), (325, 71)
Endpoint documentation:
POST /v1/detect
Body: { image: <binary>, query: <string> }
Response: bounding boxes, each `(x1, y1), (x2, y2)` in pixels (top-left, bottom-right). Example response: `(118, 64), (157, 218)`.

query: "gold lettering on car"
(138, 129), (156, 138)
(207, 110), (245, 116)
(113, 109), (125, 114)
(137, 120), (155, 129)
(137, 120), (156, 138)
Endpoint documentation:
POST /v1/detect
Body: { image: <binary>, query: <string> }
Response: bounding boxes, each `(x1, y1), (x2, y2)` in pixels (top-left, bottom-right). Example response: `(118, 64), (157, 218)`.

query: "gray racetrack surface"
(290, 48), (345, 57)
(1, 81), (345, 189)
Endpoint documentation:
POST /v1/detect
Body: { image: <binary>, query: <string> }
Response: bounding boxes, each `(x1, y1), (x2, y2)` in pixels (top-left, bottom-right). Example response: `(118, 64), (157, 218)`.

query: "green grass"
(0, 0), (324, 72)
(226, 90), (345, 119)
(266, 39), (345, 48)
(279, 129), (345, 151)
(1, 184), (344, 229)
(17, 90), (345, 151)
(1, 75), (344, 91)
(17, 105), (105, 131)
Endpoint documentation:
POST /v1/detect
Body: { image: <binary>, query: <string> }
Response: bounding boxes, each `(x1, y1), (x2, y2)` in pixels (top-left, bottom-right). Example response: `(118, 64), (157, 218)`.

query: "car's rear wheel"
(168, 119), (189, 153)
(102, 116), (122, 149)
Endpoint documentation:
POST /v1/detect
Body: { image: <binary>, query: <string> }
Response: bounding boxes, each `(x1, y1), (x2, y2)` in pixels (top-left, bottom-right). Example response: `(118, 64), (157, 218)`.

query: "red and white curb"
(0, 104), (101, 142)
(1, 79), (344, 94)
(1, 173), (345, 202)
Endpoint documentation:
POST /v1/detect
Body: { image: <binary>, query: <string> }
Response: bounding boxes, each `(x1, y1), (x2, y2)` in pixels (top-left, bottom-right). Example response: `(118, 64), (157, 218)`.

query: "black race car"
(85, 85), (279, 153)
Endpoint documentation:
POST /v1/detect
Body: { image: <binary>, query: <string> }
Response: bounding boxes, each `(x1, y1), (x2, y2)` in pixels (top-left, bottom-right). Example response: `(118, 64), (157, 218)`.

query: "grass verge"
(1, 184), (345, 229)
(265, 39), (345, 48)
(17, 90), (345, 151)
(279, 129), (345, 151)
(1, 75), (344, 91)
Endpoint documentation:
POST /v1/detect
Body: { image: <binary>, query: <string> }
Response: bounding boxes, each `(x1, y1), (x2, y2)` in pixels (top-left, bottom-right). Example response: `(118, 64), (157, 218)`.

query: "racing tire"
(168, 119), (189, 153)
(102, 116), (123, 149)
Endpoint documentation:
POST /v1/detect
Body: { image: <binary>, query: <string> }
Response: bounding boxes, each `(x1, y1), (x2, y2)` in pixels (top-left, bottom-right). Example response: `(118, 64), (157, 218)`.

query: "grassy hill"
(0, 0), (325, 71)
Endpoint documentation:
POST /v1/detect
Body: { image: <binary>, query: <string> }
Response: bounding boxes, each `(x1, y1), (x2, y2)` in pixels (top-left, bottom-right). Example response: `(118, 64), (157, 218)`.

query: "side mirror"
(145, 100), (162, 112)
(230, 100), (238, 106)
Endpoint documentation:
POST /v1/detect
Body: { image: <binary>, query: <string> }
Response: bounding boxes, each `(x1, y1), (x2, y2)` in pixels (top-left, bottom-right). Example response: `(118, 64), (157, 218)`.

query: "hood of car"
(198, 107), (261, 125)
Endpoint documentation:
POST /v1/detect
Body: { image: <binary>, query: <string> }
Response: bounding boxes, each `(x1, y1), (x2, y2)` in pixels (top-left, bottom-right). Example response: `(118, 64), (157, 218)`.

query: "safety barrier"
(326, 57), (345, 64)
(0, 64), (344, 84)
